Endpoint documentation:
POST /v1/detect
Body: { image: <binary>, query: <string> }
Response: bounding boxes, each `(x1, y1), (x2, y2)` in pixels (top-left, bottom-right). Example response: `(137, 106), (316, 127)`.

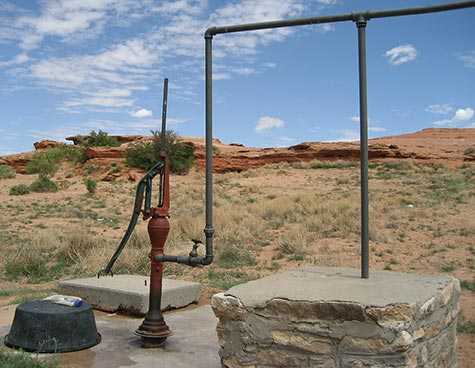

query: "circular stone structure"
(5, 300), (100, 353)
(211, 267), (460, 368)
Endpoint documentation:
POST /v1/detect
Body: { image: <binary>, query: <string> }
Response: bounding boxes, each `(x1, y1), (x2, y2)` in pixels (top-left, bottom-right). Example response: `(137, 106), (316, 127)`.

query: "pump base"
(135, 317), (172, 348)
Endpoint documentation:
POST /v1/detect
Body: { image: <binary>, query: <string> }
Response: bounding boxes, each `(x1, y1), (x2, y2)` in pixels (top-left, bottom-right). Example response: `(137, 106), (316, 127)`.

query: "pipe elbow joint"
(200, 255), (214, 266)
(205, 28), (216, 38)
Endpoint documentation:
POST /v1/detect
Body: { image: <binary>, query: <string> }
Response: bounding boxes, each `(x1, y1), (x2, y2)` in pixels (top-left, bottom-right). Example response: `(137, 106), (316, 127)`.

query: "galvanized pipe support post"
(356, 16), (370, 279)
(204, 33), (215, 265)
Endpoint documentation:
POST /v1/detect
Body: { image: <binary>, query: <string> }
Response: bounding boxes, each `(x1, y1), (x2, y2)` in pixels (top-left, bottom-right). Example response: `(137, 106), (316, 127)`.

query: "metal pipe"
(160, 78), (168, 145)
(205, 1), (475, 36)
(203, 34), (214, 265)
(206, 1), (475, 36)
(157, 1), (475, 270)
(356, 17), (369, 279)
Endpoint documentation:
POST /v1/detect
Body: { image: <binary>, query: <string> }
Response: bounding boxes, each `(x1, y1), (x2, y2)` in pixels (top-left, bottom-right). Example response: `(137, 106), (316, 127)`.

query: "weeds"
(461, 280), (475, 292)
(216, 244), (256, 269)
(0, 349), (58, 368)
(458, 316), (475, 334)
(206, 269), (251, 290)
(9, 184), (30, 196)
(84, 178), (97, 194)
(440, 263), (456, 272)
(4, 251), (65, 283)
(30, 175), (58, 193)
(308, 161), (357, 170)
(26, 146), (85, 176)
(426, 173), (470, 206)
(0, 165), (15, 179)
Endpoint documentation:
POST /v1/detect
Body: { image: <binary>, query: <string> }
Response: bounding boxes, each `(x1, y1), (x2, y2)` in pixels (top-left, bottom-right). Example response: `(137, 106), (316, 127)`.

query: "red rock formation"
(85, 146), (127, 159)
(34, 140), (64, 150)
(66, 135), (147, 145)
(1, 129), (474, 174)
(0, 152), (35, 174)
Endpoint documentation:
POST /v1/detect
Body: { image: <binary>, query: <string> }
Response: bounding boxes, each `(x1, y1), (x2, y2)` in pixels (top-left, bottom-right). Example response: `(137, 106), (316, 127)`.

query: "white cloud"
(262, 62), (277, 68)
(426, 104), (453, 114)
(152, 0), (205, 16)
(385, 44), (417, 65)
(0, 52), (29, 67)
(368, 126), (387, 132)
(350, 116), (386, 133)
(350, 116), (374, 124)
(130, 108), (153, 118)
(331, 129), (359, 142)
(315, 23), (335, 33)
(14, 0), (151, 51)
(458, 50), (475, 68)
(231, 67), (256, 75)
(4, 0), (338, 117)
(454, 107), (474, 121)
(255, 116), (285, 132)
(432, 107), (474, 126)
(31, 39), (158, 88)
(212, 72), (231, 80)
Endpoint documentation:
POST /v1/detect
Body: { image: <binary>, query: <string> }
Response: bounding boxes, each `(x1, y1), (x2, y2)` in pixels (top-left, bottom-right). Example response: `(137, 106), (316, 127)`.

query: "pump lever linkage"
(97, 161), (165, 277)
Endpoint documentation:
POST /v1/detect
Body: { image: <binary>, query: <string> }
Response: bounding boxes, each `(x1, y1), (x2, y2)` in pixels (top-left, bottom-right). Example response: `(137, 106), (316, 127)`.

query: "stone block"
(211, 267), (460, 368)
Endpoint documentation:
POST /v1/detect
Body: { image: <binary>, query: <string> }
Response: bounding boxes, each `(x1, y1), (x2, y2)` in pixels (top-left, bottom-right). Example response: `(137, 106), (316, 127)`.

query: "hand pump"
(99, 78), (173, 347)
(134, 77), (172, 347)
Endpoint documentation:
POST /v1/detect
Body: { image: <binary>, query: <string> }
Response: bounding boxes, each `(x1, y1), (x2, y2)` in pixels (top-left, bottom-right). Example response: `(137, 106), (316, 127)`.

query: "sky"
(0, 0), (474, 155)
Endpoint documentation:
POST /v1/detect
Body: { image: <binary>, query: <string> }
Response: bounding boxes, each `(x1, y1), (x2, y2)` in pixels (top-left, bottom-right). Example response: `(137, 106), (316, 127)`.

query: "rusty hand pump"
(99, 77), (213, 347)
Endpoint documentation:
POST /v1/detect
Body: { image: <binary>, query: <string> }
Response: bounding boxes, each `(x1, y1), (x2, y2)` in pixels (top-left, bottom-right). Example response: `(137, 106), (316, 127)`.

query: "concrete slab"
(1, 305), (220, 368)
(224, 266), (457, 307)
(59, 275), (201, 315)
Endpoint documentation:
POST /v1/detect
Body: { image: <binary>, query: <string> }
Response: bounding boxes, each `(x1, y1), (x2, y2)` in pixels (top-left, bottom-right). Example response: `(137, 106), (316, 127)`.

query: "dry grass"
(1, 161), (474, 342)
(1, 161), (474, 284)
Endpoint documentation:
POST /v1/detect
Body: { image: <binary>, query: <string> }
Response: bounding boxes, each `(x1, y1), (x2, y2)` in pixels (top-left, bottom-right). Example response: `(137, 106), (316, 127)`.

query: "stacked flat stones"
(211, 267), (460, 368)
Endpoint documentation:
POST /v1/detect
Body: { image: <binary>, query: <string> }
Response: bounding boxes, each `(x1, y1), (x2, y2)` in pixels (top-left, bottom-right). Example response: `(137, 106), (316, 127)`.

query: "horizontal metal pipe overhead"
(206, 0), (475, 36)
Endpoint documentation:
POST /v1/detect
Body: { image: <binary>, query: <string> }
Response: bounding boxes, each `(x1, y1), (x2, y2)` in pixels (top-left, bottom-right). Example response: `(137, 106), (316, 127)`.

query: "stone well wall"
(211, 267), (460, 368)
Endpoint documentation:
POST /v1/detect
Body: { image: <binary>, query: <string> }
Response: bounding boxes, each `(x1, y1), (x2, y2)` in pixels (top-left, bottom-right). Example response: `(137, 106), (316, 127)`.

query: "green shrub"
(26, 152), (59, 176)
(9, 184), (30, 196)
(82, 130), (120, 147)
(126, 130), (195, 174)
(84, 178), (97, 194)
(461, 279), (475, 292)
(0, 165), (15, 179)
(30, 174), (58, 193)
(458, 317), (475, 334)
(26, 145), (86, 176)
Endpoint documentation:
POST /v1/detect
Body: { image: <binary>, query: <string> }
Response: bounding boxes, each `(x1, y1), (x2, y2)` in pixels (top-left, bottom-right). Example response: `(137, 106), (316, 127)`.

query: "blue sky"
(0, 0), (474, 155)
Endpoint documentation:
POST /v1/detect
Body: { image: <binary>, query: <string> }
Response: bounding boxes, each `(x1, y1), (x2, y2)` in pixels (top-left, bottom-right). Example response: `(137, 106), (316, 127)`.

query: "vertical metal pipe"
(161, 78), (168, 144)
(204, 34), (214, 261)
(356, 17), (369, 279)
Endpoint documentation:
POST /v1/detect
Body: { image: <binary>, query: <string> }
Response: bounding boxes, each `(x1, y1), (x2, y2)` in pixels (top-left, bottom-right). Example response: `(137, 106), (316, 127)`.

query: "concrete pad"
(59, 275), (201, 315)
(224, 266), (457, 307)
(1, 305), (220, 368)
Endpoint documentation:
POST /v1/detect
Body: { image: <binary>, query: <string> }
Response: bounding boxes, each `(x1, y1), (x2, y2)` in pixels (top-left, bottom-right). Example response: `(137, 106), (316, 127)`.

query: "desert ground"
(0, 128), (474, 367)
